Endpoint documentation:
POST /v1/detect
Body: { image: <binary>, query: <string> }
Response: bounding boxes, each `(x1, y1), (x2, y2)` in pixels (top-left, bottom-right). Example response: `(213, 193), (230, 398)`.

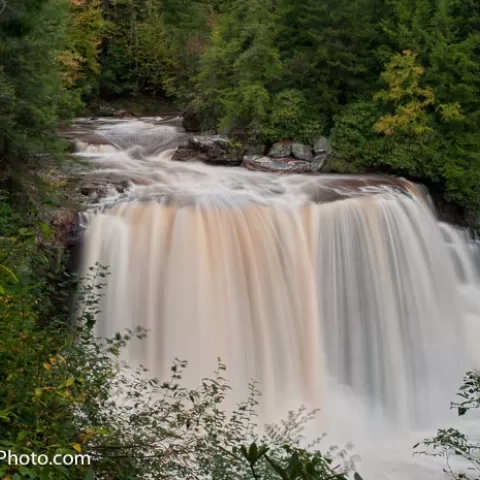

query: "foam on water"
(74, 118), (480, 480)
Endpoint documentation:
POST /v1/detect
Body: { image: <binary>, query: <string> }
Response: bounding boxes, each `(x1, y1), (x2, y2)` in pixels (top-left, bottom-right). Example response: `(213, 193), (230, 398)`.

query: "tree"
(58, 0), (106, 100)
(0, 0), (72, 179)
(373, 50), (435, 137)
(195, 0), (283, 140)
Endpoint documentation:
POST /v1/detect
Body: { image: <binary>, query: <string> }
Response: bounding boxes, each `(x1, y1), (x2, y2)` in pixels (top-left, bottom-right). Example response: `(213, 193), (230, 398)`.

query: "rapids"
(73, 117), (480, 480)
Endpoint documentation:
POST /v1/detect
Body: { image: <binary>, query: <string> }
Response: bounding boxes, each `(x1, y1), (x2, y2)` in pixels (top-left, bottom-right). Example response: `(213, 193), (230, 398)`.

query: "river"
(71, 116), (480, 480)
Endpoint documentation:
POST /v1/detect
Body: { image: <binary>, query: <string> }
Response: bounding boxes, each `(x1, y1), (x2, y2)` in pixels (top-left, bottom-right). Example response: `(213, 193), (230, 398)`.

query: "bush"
(415, 371), (480, 480)
(0, 206), (364, 480)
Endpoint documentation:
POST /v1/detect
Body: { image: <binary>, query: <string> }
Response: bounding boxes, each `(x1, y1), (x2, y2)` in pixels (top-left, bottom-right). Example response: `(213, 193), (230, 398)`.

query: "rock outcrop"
(243, 136), (331, 174)
(172, 135), (244, 165)
(291, 142), (313, 162)
(269, 141), (293, 158)
(182, 106), (202, 132)
(243, 155), (312, 174)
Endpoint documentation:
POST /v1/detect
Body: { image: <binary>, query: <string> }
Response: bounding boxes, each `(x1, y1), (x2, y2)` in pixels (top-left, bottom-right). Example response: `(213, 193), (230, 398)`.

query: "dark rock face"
(291, 142), (313, 162)
(243, 155), (312, 174)
(172, 135), (244, 165)
(52, 209), (81, 250)
(182, 107), (202, 132)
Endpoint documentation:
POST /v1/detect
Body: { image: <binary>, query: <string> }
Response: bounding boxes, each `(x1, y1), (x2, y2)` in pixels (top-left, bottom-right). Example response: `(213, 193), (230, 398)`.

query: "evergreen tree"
(195, 0), (283, 139)
(0, 0), (72, 179)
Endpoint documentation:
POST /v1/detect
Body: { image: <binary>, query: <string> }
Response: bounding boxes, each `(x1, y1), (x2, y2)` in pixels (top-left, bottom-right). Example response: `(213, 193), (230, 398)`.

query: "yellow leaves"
(66, 377), (75, 387)
(72, 443), (82, 453)
(57, 0), (105, 86)
(437, 102), (464, 123)
(43, 362), (52, 371)
(55, 51), (85, 86)
(373, 50), (436, 137)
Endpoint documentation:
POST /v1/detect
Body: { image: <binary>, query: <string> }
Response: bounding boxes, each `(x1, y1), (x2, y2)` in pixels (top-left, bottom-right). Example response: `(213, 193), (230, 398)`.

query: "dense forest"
(1, 0), (480, 478)
(1, 0), (480, 210)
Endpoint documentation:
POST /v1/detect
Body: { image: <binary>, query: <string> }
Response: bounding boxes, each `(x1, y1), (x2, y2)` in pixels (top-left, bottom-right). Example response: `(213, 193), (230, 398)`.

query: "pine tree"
(0, 0), (72, 178)
(196, 0), (283, 139)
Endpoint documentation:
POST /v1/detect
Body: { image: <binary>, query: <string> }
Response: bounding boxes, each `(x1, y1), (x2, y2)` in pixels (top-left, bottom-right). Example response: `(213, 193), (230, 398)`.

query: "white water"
(75, 118), (480, 479)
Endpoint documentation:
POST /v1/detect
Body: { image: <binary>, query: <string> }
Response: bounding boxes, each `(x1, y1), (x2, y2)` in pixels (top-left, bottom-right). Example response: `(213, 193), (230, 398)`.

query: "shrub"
(415, 371), (480, 480)
(0, 207), (364, 480)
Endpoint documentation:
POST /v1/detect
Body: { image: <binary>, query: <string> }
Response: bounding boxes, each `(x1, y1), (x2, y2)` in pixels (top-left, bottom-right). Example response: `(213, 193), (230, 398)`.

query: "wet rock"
(243, 155), (312, 174)
(311, 152), (329, 172)
(269, 141), (293, 158)
(313, 136), (330, 154)
(172, 135), (244, 165)
(182, 106), (202, 132)
(114, 109), (129, 118)
(245, 144), (266, 156)
(291, 142), (313, 162)
(171, 147), (197, 162)
(76, 177), (130, 202)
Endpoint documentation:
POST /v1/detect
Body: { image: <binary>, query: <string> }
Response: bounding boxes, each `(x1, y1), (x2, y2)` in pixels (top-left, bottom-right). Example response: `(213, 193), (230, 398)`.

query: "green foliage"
(270, 90), (324, 144)
(2, 0), (480, 211)
(194, 0), (283, 141)
(0, 0), (74, 175)
(59, 0), (107, 100)
(415, 371), (480, 480)
(97, 0), (213, 99)
(330, 100), (385, 166)
(373, 50), (435, 137)
(331, 39), (480, 210)
(0, 196), (364, 480)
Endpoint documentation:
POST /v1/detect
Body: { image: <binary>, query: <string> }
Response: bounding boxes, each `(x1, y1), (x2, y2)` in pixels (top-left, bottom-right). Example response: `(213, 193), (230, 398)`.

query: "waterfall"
(75, 117), (480, 479)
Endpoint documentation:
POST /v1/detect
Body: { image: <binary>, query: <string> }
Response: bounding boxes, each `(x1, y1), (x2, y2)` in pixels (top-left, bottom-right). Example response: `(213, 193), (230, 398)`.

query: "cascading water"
(74, 117), (480, 479)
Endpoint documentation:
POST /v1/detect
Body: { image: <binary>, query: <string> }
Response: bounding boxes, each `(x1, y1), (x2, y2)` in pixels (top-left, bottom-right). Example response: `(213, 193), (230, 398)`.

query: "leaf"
(0, 265), (18, 283)
(43, 363), (52, 371)
(66, 377), (75, 387)
(248, 442), (258, 462)
(83, 470), (94, 480)
(18, 227), (33, 237)
(72, 443), (82, 453)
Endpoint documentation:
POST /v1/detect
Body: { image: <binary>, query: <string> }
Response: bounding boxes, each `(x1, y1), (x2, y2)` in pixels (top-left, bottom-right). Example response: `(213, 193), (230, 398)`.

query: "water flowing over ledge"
(71, 117), (480, 480)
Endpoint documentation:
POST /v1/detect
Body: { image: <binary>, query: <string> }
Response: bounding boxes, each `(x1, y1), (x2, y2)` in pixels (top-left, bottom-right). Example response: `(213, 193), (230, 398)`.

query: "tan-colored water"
(75, 117), (480, 479)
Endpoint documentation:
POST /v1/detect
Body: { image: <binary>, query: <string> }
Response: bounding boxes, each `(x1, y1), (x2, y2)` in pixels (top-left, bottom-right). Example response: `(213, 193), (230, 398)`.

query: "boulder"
(269, 141), (293, 158)
(313, 136), (330, 154)
(291, 142), (313, 162)
(172, 135), (244, 165)
(245, 144), (266, 156)
(243, 155), (312, 174)
(182, 106), (202, 132)
(74, 176), (130, 202)
(311, 152), (328, 172)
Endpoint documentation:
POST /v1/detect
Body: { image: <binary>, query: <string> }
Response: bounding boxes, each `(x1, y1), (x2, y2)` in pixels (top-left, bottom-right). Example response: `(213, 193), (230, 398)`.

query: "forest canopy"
(0, 0), (479, 210)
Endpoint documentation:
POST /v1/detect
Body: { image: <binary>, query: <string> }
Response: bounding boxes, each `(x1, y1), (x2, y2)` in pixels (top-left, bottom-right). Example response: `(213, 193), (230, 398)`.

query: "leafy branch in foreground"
(415, 371), (480, 480)
(0, 215), (363, 480)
